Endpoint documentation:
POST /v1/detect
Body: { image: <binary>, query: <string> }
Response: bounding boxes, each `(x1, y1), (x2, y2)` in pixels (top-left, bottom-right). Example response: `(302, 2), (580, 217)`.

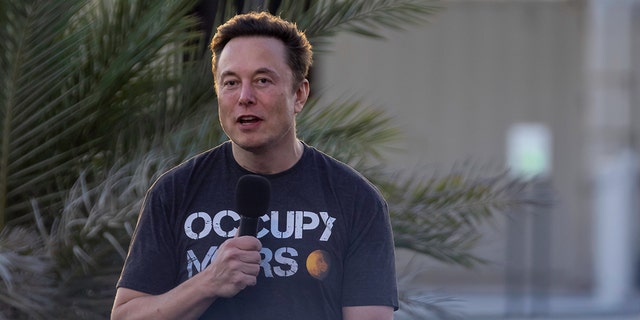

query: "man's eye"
(223, 80), (238, 86)
(257, 78), (271, 84)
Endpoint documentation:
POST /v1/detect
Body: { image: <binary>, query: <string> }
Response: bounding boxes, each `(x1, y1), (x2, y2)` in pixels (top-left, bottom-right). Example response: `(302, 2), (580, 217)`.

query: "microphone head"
(235, 174), (271, 219)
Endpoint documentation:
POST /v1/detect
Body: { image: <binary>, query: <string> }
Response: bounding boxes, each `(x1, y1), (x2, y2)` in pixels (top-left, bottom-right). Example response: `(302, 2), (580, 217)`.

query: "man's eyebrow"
(220, 68), (279, 77)
(254, 67), (279, 78)
(219, 70), (238, 78)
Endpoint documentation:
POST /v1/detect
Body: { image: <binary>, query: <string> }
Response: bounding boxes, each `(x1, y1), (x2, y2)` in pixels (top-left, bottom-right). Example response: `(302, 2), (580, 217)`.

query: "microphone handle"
(238, 217), (259, 237)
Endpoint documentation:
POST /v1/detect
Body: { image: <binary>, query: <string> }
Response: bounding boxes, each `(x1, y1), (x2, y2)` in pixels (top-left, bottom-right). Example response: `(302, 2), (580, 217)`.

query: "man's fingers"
(234, 235), (262, 251)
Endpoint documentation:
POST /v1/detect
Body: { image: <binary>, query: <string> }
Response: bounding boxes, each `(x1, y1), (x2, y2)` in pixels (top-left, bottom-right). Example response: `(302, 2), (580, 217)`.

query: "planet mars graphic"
(306, 250), (330, 280)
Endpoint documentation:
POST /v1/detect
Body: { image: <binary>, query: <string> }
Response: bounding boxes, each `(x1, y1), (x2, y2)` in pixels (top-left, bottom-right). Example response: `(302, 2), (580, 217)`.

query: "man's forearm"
(111, 276), (216, 320)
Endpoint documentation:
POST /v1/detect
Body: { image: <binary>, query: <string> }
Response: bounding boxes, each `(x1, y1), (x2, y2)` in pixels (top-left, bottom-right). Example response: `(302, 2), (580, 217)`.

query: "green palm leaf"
(298, 98), (401, 166)
(1, 0), (87, 227)
(293, 0), (439, 40)
(388, 171), (551, 267)
(0, 0), (209, 229)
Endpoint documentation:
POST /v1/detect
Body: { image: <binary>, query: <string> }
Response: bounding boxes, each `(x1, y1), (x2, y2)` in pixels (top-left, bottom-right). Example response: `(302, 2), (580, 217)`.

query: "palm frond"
(0, 225), (57, 319)
(43, 108), (228, 317)
(0, 0), (209, 228)
(298, 97), (401, 166)
(45, 149), (178, 317)
(205, 0), (440, 49)
(388, 170), (552, 268)
(1, 0), (87, 227)
(290, 0), (441, 47)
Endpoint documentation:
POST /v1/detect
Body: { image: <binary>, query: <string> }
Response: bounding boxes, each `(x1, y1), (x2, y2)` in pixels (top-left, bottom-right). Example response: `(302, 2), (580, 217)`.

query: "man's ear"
(294, 79), (310, 114)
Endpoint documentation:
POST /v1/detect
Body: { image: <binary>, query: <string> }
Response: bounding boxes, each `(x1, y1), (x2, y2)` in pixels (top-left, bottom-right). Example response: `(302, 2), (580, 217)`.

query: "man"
(111, 12), (398, 320)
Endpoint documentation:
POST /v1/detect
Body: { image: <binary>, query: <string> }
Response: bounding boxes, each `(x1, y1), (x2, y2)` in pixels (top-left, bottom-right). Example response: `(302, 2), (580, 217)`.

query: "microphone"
(235, 174), (271, 237)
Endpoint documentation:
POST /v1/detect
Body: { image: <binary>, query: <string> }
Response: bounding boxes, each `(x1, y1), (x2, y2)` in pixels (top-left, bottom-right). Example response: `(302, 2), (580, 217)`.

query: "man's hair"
(210, 12), (313, 91)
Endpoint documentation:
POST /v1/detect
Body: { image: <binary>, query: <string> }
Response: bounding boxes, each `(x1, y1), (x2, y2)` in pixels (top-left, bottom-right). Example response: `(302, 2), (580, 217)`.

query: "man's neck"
(231, 139), (304, 175)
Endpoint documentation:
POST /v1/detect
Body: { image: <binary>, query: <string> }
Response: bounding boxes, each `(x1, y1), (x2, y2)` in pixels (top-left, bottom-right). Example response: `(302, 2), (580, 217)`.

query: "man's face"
(216, 36), (308, 154)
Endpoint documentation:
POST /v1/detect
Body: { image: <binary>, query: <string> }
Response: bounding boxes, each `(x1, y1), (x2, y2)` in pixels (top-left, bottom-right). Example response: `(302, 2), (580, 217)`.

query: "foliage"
(0, 226), (57, 319)
(0, 0), (551, 319)
(298, 98), (401, 165)
(0, 0), (209, 228)
(388, 171), (549, 268)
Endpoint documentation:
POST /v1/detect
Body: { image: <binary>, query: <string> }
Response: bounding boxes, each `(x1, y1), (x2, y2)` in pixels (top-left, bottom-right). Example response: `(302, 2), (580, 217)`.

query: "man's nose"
(238, 83), (256, 106)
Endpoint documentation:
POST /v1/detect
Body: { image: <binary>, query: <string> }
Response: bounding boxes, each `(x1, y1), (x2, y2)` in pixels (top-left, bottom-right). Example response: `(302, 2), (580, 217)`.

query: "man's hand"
(203, 235), (262, 299)
(111, 236), (262, 320)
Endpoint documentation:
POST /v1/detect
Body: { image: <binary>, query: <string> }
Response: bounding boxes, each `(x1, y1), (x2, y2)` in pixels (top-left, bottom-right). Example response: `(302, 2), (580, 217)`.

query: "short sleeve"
(116, 180), (180, 295)
(341, 191), (399, 310)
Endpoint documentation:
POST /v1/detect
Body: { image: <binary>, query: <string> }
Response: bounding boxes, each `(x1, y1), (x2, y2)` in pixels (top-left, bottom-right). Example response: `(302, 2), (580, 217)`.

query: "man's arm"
(111, 284), (213, 320)
(343, 306), (394, 320)
(111, 236), (261, 320)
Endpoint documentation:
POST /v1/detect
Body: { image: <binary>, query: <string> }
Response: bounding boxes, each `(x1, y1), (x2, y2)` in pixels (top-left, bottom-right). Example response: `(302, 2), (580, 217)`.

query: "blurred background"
(317, 0), (640, 319)
(2, 0), (639, 319)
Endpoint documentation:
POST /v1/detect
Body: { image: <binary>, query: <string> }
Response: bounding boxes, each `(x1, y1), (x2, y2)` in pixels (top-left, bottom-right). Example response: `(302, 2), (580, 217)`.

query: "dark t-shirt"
(117, 141), (398, 319)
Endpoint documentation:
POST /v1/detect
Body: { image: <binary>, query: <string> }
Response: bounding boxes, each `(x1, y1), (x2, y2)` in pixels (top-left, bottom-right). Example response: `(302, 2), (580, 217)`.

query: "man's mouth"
(238, 116), (260, 124)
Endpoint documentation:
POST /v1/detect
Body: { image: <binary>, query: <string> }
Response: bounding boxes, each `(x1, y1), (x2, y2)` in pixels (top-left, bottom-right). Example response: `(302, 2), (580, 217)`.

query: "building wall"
(316, 0), (609, 294)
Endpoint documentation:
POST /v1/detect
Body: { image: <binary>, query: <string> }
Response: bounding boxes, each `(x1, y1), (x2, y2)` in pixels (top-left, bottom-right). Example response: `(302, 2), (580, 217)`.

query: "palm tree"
(0, 0), (549, 318)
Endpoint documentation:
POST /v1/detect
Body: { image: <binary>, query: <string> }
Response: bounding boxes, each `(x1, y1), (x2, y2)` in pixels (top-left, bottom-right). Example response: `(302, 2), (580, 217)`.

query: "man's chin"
(231, 140), (269, 154)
